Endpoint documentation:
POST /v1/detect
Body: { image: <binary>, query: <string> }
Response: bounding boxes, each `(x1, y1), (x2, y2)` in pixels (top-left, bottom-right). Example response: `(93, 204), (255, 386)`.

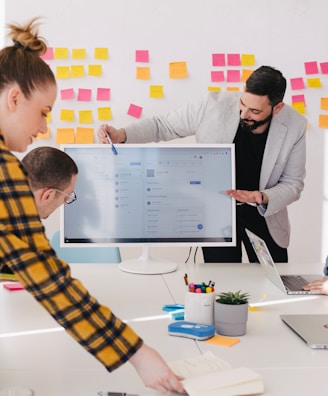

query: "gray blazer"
(125, 91), (307, 248)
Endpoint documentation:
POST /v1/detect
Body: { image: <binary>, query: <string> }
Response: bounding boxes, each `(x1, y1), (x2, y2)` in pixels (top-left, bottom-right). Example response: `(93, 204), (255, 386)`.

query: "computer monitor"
(60, 144), (236, 274)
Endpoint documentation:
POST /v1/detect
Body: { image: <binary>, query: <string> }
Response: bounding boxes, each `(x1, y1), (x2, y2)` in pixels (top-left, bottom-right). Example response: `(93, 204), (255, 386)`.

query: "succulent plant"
(216, 290), (250, 305)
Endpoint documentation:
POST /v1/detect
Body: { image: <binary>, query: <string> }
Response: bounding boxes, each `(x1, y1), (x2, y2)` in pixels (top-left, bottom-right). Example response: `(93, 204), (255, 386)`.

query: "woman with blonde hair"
(0, 18), (184, 394)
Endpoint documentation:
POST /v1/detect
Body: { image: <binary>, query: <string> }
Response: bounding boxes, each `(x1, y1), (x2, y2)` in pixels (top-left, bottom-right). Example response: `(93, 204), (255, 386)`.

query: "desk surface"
(1, 261), (327, 395)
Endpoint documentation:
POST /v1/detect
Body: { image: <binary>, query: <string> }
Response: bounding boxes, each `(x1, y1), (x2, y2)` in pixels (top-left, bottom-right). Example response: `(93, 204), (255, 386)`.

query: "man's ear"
(273, 102), (284, 115)
(7, 86), (22, 111)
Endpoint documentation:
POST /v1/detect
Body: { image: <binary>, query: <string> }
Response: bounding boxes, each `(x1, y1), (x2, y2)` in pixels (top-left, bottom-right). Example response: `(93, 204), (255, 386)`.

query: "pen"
(184, 273), (189, 286)
(105, 130), (118, 155)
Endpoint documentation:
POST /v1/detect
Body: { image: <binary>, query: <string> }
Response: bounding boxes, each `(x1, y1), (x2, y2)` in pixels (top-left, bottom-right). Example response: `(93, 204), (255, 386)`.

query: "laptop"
(280, 314), (328, 349)
(245, 229), (323, 295)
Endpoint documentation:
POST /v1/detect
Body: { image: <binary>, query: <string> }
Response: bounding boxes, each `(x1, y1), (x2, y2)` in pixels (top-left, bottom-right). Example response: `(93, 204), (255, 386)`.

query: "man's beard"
(239, 111), (273, 132)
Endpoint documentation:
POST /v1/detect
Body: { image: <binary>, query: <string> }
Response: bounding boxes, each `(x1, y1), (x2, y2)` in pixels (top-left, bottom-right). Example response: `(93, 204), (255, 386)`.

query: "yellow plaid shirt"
(0, 134), (143, 371)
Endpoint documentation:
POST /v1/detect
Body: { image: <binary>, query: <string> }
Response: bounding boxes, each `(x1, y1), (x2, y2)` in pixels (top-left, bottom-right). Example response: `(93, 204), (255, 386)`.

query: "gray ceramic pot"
(214, 302), (248, 336)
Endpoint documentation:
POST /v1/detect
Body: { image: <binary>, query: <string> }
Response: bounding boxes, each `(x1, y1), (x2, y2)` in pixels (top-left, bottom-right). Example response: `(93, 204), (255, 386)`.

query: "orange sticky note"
(241, 69), (253, 82)
(136, 67), (150, 80)
(319, 114), (328, 128)
(320, 98), (328, 111)
(56, 128), (75, 144)
(205, 335), (240, 347)
(75, 127), (94, 144)
(169, 62), (187, 79)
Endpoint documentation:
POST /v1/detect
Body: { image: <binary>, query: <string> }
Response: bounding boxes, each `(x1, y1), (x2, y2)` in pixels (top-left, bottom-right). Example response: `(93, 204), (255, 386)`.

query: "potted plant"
(214, 290), (250, 336)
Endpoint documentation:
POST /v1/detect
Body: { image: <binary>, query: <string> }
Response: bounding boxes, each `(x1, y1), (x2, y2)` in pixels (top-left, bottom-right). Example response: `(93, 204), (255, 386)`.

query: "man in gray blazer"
(98, 66), (307, 263)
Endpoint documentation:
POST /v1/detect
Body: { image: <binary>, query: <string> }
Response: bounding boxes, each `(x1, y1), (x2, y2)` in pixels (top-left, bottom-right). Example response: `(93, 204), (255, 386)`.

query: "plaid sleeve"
(0, 141), (143, 371)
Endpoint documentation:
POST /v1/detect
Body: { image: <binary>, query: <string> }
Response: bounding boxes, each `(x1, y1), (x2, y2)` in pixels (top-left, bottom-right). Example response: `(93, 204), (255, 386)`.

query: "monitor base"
(118, 246), (178, 275)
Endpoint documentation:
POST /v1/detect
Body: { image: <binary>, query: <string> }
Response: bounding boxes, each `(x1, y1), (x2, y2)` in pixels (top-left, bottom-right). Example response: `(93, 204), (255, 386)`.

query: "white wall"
(4, 0), (328, 264)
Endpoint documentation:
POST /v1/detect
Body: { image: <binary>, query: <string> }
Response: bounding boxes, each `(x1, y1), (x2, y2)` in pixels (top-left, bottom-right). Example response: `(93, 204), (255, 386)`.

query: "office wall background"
(4, 0), (328, 264)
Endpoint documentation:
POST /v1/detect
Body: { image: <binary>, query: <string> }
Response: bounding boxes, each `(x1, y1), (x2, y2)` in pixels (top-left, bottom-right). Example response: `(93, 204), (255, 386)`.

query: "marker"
(184, 273), (189, 286)
(105, 130), (118, 155)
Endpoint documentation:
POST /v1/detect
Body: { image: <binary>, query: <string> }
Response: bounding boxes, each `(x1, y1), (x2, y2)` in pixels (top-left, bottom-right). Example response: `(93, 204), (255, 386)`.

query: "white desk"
(1, 261), (328, 395)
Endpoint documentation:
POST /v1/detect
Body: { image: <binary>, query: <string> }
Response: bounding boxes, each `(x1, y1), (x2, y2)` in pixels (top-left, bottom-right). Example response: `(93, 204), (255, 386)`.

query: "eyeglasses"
(54, 189), (77, 204)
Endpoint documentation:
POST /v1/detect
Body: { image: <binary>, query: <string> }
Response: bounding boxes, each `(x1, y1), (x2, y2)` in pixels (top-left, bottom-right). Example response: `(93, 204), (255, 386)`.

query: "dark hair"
(245, 66), (286, 106)
(0, 17), (56, 98)
(21, 147), (78, 191)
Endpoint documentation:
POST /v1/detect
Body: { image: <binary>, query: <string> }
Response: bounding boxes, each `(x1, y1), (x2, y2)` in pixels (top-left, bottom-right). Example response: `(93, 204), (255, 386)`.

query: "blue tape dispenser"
(168, 321), (215, 340)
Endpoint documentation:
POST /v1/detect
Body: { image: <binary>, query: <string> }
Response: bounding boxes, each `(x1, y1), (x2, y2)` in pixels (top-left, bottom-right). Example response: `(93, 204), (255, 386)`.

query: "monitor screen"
(60, 144), (236, 273)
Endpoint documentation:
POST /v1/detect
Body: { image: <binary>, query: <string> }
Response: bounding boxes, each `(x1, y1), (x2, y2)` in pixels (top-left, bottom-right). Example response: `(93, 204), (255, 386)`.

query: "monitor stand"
(118, 246), (178, 275)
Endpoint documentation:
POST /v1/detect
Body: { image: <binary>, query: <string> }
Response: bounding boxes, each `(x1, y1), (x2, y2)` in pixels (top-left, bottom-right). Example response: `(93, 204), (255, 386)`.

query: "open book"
(169, 351), (264, 396)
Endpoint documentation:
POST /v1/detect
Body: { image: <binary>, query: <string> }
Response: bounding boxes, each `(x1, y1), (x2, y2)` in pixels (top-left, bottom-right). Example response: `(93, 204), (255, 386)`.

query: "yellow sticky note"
(291, 102), (306, 114)
(136, 67), (150, 80)
(205, 335), (240, 347)
(241, 69), (254, 82)
(150, 85), (164, 98)
(46, 113), (52, 124)
(208, 86), (221, 92)
(307, 77), (322, 88)
(70, 65), (85, 78)
(79, 110), (93, 124)
(75, 127), (94, 143)
(54, 47), (69, 59)
(319, 114), (328, 128)
(94, 48), (109, 60)
(60, 109), (74, 122)
(56, 66), (70, 79)
(36, 127), (50, 139)
(88, 64), (102, 76)
(241, 54), (255, 66)
(56, 128), (75, 144)
(169, 61), (187, 79)
(320, 98), (328, 111)
(98, 107), (112, 121)
(72, 48), (86, 59)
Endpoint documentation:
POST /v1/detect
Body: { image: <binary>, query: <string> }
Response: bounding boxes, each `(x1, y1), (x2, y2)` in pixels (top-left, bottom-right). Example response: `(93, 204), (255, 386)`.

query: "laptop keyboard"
(281, 275), (308, 291)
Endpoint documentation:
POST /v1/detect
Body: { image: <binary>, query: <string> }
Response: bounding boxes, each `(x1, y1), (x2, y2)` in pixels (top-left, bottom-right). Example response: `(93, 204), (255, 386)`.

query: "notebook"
(245, 229), (323, 295)
(280, 314), (328, 349)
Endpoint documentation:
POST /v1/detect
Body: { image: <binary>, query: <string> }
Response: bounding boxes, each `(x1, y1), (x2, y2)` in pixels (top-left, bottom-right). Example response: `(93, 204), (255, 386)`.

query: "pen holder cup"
(184, 291), (215, 325)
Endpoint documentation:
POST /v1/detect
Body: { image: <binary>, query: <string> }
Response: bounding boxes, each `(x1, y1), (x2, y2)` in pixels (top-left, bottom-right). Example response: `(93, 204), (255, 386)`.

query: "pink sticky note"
(292, 94), (306, 104)
(227, 53), (241, 66)
(320, 62), (328, 74)
(136, 50), (149, 62)
(212, 53), (225, 66)
(211, 71), (225, 82)
(97, 88), (111, 101)
(127, 104), (143, 118)
(290, 77), (305, 90)
(3, 282), (24, 291)
(304, 61), (319, 75)
(227, 70), (240, 82)
(61, 88), (75, 100)
(77, 89), (92, 102)
(41, 47), (54, 60)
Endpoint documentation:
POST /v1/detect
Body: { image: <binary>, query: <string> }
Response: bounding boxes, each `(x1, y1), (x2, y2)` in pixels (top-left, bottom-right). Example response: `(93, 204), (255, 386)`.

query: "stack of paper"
(169, 351), (263, 396)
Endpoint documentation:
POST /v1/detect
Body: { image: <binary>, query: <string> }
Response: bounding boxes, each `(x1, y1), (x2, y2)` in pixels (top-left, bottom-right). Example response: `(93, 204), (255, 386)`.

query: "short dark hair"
(21, 146), (78, 191)
(245, 66), (286, 106)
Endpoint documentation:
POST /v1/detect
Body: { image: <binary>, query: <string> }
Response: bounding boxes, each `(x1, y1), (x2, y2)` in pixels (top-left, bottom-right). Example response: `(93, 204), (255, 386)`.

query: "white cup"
(184, 291), (215, 325)
(0, 387), (34, 396)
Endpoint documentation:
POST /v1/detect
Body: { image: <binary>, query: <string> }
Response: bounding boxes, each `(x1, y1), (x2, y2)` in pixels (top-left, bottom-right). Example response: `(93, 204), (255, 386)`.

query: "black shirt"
(233, 123), (269, 191)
